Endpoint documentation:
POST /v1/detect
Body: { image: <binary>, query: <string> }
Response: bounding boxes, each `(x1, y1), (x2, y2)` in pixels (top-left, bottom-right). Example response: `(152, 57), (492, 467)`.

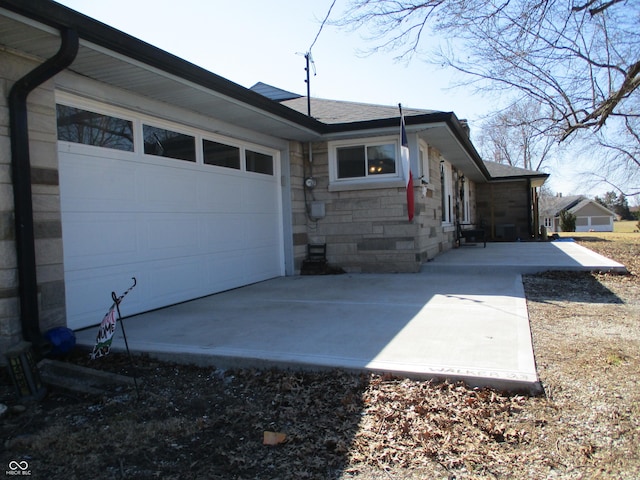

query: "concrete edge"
(112, 347), (544, 396)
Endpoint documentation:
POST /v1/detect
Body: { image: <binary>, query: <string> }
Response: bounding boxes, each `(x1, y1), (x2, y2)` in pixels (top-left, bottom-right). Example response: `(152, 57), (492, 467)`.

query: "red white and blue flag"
(399, 105), (414, 221)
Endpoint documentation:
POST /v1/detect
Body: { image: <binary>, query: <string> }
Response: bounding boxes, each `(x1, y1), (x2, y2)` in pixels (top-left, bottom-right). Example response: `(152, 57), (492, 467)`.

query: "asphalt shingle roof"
(539, 195), (584, 216)
(281, 97), (438, 124)
(250, 82), (438, 124)
(482, 160), (545, 179)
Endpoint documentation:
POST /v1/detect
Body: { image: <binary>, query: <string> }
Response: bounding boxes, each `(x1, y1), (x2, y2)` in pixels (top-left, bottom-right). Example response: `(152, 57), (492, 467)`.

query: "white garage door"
(58, 109), (284, 330)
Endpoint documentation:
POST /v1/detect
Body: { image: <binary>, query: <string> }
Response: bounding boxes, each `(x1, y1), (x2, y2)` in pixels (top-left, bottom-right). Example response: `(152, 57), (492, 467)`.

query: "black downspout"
(9, 28), (79, 355)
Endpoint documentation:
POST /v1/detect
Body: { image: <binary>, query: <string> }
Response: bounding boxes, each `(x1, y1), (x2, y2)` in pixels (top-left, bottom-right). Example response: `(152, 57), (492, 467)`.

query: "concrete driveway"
(74, 241), (624, 393)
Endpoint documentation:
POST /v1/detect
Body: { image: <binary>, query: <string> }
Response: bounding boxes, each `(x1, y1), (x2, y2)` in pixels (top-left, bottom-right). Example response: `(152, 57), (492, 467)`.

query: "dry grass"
(1, 232), (639, 479)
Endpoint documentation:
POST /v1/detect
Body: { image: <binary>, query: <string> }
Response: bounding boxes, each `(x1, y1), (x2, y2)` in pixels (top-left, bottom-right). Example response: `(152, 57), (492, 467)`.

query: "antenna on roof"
(304, 52), (316, 116)
(303, 0), (337, 117)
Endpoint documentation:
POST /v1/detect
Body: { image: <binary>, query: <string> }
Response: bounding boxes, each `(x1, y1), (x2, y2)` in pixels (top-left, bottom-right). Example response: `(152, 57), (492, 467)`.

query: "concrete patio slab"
(423, 240), (626, 274)
(74, 241), (623, 393)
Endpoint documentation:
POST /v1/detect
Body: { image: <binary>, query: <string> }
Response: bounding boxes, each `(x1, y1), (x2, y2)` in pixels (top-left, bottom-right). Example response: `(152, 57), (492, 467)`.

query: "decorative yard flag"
(91, 303), (117, 359)
(399, 104), (415, 221)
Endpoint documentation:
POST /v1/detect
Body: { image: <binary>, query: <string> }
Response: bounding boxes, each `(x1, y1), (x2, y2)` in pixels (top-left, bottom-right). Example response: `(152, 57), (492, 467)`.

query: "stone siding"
(0, 50), (66, 358)
(289, 142), (460, 273)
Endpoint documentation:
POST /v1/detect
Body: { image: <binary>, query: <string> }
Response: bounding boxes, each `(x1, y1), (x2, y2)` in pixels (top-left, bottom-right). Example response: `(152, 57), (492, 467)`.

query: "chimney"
(557, 192), (563, 197)
(459, 119), (470, 138)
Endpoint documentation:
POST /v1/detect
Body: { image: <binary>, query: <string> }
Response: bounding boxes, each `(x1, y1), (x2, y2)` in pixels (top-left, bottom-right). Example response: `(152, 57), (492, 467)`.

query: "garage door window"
(56, 105), (134, 151)
(246, 150), (273, 175)
(143, 125), (195, 162)
(203, 139), (240, 169)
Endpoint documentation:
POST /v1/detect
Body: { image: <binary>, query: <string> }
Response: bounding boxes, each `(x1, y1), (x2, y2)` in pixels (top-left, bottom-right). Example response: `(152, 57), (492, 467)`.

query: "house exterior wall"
(476, 181), (532, 241)
(289, 142), (458, 273)
(1, 49), (67, 357)
(574, 203), (614, 232)
(575, 203), (614, 218)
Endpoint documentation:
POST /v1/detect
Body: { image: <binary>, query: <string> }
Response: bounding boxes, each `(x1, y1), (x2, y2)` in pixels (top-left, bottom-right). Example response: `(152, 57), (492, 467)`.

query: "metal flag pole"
(111, 277), (140, 400)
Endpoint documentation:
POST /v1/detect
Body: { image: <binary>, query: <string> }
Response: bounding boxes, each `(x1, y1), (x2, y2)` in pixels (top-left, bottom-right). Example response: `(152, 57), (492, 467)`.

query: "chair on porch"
(457, 222), (487, 248)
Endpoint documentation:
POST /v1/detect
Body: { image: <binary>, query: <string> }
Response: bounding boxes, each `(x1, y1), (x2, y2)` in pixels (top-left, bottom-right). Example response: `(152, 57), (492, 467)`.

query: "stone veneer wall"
(476, 181), (532, 241)
(289, 141), (457, 273)
(0, 50), (67, 359)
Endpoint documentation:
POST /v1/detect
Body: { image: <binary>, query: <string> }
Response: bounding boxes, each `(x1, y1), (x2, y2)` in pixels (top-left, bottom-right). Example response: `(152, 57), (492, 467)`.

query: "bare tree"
(478, 100), (558, 172)
(336, 0), (640, 194)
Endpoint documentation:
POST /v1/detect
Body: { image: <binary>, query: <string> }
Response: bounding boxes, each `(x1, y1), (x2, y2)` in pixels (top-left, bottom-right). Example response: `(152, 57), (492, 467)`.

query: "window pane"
(143, 125), (195, 162)
(203, 140), (240, 169)
(246, 150), (273, 175)
(56, 104), (133, 151)
(337, 146), (365, 178)
(367, 144), (396, 175)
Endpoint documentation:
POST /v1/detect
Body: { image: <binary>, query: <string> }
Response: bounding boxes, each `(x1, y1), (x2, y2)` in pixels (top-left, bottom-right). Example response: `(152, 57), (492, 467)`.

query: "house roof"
(0, 0), (324, 141)
(1, 1), (505, 184)
(540, 196), (616, 217)
(250, 82), (302, 102)
(249, 83), (494, 182)
(569, 199), (616, 217)
(482, 160), (549, 187)
(281, 95), (438, 124)
(539, 195), (584, 217)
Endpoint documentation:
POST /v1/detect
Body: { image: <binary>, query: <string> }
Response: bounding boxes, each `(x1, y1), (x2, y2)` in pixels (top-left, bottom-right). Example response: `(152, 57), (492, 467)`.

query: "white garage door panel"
(60, 147), (283, 330)
(243, 179), (279, 212)
(61, 215), (139, 263)
(202, 215), (247, 249)
(146, 215), (200, 254)
(198, 174), (244, 212)
(64, 270), (143, 327)
(143, 168), (200, 209)
(60, 157), (137, 211)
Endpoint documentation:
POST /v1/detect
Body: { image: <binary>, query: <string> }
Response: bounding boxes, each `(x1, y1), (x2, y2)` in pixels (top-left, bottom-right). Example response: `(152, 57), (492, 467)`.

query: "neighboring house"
(0, 1), (548, 355)
(539, 195), (615, 232)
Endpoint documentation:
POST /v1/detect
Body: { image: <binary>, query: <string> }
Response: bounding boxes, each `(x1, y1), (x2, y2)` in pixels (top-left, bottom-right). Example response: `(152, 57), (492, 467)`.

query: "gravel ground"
(1, 232), (638, 479)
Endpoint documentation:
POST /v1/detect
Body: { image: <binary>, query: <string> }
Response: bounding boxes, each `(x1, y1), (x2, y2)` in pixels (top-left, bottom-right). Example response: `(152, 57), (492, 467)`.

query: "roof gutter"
(8, 27), (79, 355)
(323, 112), (493, 180)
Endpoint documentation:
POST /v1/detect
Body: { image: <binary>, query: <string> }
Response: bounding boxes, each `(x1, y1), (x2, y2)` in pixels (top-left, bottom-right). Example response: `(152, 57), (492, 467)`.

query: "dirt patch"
(1, 234), (639, 479)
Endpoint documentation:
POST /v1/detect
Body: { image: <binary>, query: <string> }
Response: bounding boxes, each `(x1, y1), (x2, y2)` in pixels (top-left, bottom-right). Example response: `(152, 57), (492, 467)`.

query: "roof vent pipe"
(9, 27), (79, 355)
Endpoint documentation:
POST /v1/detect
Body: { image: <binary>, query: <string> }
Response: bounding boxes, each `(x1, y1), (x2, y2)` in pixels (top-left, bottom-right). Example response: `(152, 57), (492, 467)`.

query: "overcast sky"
(54, 0), (607, 197)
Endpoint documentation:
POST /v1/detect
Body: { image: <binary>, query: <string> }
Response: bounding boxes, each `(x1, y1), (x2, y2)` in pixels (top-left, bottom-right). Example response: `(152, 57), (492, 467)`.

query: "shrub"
(560, 210), (577, 232)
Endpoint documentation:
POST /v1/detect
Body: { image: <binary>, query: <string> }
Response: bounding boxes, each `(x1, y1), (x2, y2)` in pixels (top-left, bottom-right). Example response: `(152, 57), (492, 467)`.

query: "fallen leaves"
(350, 377), (535, 473)
(1, 234), (638, 479)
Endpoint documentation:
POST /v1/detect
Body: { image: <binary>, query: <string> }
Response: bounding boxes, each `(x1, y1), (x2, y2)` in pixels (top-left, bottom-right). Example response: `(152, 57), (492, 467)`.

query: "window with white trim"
(462, 179), (470, 223)
(419, 142), (429, 184)
(56, 104), (134, 151)
(55, 93), (280, 177)
(328, 136), (402, 188)
(440, 160), (453, 224)
(143, 124), (195, 162)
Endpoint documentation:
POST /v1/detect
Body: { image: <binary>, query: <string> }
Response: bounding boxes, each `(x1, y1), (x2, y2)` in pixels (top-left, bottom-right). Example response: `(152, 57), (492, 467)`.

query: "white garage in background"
(58, 97), (284, 330)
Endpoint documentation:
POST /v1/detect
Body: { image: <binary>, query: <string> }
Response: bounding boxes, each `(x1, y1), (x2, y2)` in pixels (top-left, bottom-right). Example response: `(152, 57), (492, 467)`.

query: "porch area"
(74, 241), (625, 393)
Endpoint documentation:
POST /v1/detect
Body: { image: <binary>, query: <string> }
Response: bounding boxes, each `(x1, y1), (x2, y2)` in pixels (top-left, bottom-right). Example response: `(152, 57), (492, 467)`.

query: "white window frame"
(328, 136), (405, 191)
(419, 141), (430, 184)
(440, 160), (453, 225)
(463, 180), (470, 223)
(55, 91), (279, 177)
